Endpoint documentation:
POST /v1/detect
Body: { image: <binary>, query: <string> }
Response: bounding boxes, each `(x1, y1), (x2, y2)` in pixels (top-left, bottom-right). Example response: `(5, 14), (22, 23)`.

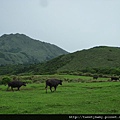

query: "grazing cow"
(111, 77), (119, 81)
(45, 79), (62, 93)
(7, 81), (26, 91)
(93, 75), (98, 80)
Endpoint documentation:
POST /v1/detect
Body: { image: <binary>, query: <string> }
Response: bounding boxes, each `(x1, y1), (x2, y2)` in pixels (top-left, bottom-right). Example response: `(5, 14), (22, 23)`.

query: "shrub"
(1, 76), (11, 85)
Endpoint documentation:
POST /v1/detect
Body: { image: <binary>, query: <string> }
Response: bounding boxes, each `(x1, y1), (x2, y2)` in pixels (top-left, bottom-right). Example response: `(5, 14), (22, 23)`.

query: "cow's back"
(8, 81), (22, 87)
(46, 79), (58, 86)
(111, 77), (119, 81)
(46, 79), (62, 86)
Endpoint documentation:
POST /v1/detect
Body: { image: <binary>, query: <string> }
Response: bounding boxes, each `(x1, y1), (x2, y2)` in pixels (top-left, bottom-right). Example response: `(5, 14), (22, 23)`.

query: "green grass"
(0, 81), (120, 114)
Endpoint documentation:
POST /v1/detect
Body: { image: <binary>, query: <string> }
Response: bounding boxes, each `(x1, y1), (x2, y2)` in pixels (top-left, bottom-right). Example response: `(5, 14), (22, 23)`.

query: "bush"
(1, 76), (11, 85)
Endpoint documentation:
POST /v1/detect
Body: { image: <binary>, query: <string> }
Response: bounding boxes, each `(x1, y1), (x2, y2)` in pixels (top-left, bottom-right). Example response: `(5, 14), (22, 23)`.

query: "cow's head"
(59, 80), (62, 85)
(22, 82), (26, 86)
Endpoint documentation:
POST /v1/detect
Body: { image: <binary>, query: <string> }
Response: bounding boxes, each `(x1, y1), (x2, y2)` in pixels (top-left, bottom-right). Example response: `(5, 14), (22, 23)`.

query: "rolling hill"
(31, 46), (120, 75)
(0, 33), (68, 65)
(57, 46), (120, 72)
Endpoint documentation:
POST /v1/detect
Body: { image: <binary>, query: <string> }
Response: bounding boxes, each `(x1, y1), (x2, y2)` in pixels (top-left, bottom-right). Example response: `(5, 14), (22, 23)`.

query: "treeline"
(0, 64), (33, 75)
(0, 63), (120, 76)
(0, 55), (68, 75)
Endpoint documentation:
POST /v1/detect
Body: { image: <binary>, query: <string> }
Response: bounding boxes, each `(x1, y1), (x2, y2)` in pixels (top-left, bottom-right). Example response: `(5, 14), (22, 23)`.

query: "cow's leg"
(17, 87), (20, 91)
(11, 87), (14, 92)
(50, 86), (53, 92)
(54, 86), (57, 91)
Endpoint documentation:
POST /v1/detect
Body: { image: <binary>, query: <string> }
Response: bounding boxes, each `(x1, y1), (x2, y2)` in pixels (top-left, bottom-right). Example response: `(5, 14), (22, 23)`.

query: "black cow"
(7, 81), (26, 91)
(93, 75), (98, 79)
(45, 79), (62, 93)
(111, 77), (119, 81)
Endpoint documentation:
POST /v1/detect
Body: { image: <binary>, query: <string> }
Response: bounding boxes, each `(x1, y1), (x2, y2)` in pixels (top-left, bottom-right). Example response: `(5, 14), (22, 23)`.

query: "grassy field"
(0, 75), (120, 114)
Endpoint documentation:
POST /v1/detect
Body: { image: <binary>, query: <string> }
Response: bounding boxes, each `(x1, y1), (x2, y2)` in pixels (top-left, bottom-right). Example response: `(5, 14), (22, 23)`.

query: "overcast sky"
(0, 0), (120, 52)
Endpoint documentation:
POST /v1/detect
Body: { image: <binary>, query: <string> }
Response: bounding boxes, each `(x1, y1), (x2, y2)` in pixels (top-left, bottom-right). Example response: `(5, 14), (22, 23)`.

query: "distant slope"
(57, 46), (120, 72)
(0, 33), (68, 65)
(34, 46), (120, 74)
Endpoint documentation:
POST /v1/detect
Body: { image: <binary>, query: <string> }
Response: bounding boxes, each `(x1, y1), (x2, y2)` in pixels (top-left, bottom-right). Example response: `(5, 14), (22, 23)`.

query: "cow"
(93, 75), (98, 80)
(111, 77), (119, 81)
(7, 81), (26, 91)
(45, 79), (62, 93)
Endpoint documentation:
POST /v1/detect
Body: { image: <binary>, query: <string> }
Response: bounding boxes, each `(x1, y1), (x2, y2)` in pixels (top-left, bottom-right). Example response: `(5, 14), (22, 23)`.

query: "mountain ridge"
(0, 33), (68, 65)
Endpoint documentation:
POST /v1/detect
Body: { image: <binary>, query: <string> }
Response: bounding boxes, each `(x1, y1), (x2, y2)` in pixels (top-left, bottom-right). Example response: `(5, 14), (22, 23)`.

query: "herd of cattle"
(6, 76), (119, 92)
(7, 79), (62, 93)
(93, 75), (120, 81)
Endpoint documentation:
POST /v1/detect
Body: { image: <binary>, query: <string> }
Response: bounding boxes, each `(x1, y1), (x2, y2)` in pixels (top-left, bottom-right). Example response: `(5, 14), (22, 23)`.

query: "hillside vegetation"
(57, 46), (120, 72)
(28, 46), (120, 75)
(0, 33), (68, 65)
(1, 46), (120, 75)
